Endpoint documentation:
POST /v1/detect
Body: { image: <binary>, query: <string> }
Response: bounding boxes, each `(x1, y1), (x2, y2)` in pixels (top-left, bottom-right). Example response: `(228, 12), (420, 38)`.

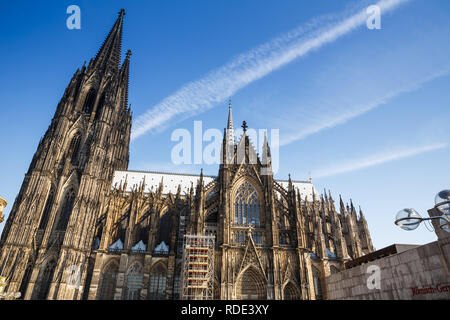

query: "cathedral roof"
(112, 169), (318, 200)
(112, 170), (216, 195)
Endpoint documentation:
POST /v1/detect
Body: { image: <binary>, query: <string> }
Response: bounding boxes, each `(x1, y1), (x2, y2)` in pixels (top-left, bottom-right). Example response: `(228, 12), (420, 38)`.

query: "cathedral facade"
(0, 10), (374, 300)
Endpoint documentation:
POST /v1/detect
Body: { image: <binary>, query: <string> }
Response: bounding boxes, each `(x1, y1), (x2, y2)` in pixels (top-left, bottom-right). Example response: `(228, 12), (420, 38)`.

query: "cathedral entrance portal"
(236, 266), (267, 300)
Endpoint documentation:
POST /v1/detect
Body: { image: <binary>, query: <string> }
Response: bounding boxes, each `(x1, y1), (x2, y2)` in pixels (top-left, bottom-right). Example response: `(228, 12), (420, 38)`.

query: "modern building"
(0, 10), (374, 300)
(325, 208), (450, 300)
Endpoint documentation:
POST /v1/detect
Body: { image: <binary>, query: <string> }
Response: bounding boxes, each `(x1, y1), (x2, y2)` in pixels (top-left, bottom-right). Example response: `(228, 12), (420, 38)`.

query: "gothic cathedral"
(0, 10), (374, 300)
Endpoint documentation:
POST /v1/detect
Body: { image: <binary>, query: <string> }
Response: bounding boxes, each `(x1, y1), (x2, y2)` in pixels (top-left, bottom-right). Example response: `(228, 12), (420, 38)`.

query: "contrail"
(279, 68), (450, 146)
(313, 143), (448, 178)
(131, 0), (410, 141)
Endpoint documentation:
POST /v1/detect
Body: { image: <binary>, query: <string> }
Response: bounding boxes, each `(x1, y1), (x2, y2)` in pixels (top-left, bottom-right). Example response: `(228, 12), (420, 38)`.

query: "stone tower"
(0, 10), (132, 300)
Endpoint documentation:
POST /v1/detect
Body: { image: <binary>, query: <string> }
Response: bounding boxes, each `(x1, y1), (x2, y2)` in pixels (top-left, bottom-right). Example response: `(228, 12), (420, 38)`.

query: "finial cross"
(242, 121), (248, 133)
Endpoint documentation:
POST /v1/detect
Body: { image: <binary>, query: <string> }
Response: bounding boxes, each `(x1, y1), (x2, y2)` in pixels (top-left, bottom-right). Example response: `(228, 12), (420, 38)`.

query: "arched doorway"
(283, 281), (300, 300)
(236, 266), (266, 300)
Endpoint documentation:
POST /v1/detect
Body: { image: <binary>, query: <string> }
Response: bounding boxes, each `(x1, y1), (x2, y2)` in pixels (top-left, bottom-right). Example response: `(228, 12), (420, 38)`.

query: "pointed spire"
(176, 184), (181, 198)
(339, 194), (346, 214)
(226, 100), (235, 146)
(359, 205), (365, 220)
(93, 9), (125, 72)
(297, 189), (302, 203)
(119, 49), (132, 107)
(159, 176), (164, 193)
(261, 131), (271, 167)
(350, 199), (357, 217)
(288, 174), (293, 192)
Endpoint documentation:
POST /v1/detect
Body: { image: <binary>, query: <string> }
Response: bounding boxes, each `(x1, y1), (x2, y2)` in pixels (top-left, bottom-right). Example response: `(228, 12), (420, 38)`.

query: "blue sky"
(1, 0), (449, 249)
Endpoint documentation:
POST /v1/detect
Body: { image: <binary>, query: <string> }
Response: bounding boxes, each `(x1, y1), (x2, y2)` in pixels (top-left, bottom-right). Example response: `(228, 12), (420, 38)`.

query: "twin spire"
(226, 99), (235, 146)
(93, 9), (127, 72)
(223, 100), (271, 165)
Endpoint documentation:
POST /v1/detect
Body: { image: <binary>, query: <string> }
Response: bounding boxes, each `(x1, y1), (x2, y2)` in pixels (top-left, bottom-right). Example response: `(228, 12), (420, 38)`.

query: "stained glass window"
(234, 181), (260, 227)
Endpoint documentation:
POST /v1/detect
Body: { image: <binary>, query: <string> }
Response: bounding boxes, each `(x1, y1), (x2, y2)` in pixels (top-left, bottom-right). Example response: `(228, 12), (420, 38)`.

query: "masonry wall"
(325, 238), (450, 300)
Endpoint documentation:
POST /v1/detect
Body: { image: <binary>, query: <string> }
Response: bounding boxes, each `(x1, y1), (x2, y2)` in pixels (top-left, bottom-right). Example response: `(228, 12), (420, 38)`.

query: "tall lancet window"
(148, 264), (167, 300)
(83, 88), (96, 114)
(39, 190), (54, 230)
(56, 188), (76, 231)
(234, 181), (260, 227)
(68, 133), (81, 165)
(95, 92), (106, 121)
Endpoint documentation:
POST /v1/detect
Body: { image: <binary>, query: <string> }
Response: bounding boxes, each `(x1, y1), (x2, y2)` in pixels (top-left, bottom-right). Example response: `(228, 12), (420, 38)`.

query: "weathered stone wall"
(325, 239), (450, 300)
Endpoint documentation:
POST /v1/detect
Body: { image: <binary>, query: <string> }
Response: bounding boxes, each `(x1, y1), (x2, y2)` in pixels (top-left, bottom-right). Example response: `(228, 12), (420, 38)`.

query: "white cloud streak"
(279, 67), (450, 146)
(313, 143), (448, 178)
(131, 0), (410, 141)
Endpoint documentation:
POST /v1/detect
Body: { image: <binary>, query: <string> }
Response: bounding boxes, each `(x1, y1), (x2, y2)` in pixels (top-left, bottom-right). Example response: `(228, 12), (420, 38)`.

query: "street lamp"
(395, 190), (450, 232)
(434, 189), (450, 232)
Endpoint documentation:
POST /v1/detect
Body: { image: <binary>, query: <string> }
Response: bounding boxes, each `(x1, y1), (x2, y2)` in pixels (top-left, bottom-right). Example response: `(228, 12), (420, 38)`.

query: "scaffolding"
(181, 234), (215, 300)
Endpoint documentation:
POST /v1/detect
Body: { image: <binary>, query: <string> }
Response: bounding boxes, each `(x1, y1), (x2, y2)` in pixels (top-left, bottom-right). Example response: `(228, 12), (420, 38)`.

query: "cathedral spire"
(262, 131), (271, 160)
(93, 9), (125, 72)
(359, 205), (365, 220)
(226, 100), (235, 146)
(339, 194), (346, 215)
(119, 49), (132, 107)
(350, 199), (357, 218)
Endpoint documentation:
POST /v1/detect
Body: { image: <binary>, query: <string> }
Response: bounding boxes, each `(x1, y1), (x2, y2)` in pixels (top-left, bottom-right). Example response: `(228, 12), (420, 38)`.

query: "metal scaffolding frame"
(181, 234), (215, 300)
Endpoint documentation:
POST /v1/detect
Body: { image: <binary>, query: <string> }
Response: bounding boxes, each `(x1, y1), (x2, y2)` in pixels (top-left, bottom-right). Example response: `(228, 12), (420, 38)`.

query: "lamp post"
(394, 189), (450, 232)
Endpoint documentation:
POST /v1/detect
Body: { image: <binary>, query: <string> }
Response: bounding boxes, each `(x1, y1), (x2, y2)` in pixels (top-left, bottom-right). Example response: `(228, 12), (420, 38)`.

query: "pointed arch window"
(234, 181), (260, 227)
(37, 260), (56, 300)
(83, 88), (96, 114)
(330, 265), (340, 275)
(312, 266), (323, 300)
(148, 264), (167, 300)
(39, 190), (54, 230)
(56, 188), (76, 231)
(19, 263), (33, 299)
(125, 263), (143, 300)
(94, 92), (106, 121)
(68, 133), (81, 165)
(98, 261), (118, 300)
(157, 211), (172, 246)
